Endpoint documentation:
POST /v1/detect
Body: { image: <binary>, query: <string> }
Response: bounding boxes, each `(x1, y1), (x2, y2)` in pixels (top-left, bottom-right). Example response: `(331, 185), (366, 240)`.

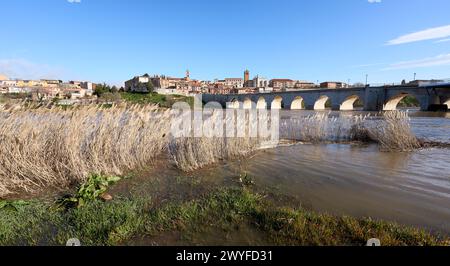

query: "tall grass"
(0, 104), (171, 197)
(168, 110), (264, 172)
(281, 112), (370, 143)
(281, 111), (421, 151)
(367, 111), (421, 151)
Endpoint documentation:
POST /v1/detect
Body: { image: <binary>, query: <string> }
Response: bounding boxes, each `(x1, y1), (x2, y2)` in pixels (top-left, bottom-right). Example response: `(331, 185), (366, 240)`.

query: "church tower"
(185, 69), (190, 81)
(244, 69), (250, 84)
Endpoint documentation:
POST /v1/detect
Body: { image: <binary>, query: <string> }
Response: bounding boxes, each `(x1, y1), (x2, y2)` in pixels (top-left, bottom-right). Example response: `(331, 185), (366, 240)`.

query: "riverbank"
(1, 105), (449, 246)
(1, 182), (448, 246)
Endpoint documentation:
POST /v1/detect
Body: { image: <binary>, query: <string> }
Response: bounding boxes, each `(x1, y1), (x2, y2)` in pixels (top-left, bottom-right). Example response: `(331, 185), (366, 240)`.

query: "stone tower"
(186, 69), (190, 81)
(244, 70), (250, 84)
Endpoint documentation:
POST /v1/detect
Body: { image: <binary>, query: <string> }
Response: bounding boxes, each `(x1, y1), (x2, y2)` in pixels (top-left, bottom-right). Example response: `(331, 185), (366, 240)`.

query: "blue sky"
(1, 0), (450, 86)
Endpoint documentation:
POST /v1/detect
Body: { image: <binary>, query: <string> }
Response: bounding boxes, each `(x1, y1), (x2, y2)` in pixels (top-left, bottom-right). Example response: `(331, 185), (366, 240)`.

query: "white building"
(253, 75), (269, 88)
(8, 87), (31, 93)
(224, 78), (244, 88)
(81, 82), (95, 96)
(0, 80), (17, 88)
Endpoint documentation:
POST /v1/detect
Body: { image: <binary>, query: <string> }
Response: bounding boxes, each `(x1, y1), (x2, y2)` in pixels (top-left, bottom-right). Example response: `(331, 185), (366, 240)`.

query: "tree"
(146, 81), (154, 93)
(94, 83), (112, 96)
(111, 86), (118, 93)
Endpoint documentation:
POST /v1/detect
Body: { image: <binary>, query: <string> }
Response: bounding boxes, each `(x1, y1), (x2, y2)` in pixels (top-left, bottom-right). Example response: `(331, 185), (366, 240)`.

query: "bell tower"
(244, 69), (250, 84)
(185, 69), (190, 81)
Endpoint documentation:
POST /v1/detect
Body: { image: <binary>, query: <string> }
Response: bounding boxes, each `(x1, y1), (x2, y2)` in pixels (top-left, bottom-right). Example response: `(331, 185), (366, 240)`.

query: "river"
(120, 109), (450, 236)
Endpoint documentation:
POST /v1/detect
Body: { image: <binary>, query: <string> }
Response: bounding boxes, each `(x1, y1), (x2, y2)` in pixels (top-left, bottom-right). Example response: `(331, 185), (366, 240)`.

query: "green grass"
(0, 188), (448, 246)
(119, 92), (193, 108)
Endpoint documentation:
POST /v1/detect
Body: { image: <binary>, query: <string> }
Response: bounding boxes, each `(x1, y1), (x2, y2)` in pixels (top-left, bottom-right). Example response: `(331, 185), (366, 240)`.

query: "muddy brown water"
(114, 110), (450, 243)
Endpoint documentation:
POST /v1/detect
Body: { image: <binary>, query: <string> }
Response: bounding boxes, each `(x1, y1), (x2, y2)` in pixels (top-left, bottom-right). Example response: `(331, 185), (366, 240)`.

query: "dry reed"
(281, 112), (370, 143)
(0, 104), (171, 197)
(367, 111), (421, 151)
(168, 110), (264, 172)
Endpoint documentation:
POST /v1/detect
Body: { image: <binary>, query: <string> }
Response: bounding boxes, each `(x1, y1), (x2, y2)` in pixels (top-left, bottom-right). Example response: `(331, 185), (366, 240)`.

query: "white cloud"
(0, 59), (65, 80)
(435, 38), (450, 43)
(67, 0), (81, 3)
(383, 54), (450, 70)
(387, 25), (450, 45)
(368, 0), (382, 3)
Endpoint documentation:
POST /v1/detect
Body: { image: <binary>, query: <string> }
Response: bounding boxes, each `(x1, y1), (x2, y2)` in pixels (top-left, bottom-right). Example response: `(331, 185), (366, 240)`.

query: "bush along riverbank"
(0, 174), (448, 246)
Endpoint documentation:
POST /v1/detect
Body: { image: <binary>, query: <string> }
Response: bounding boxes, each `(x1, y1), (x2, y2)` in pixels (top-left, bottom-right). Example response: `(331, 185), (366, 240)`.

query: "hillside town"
(1, 71), (446, 103)
(0, 73), (96, 102)
(124, 70), (446, 96)
(124, 70), (342, 96)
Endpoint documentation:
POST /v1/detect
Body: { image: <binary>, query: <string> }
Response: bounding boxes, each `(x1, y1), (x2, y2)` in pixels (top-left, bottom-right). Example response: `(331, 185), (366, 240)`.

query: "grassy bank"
(0, 187), (448, 246)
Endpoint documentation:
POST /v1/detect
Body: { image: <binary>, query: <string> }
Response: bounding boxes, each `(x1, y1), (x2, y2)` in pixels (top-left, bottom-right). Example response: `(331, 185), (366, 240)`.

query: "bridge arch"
(229, 98), (240, 109)
(340, 95), (362, 111)
(384, 93), (419, 111)
(444, 98), (450, 108)
(291, 96), (305, 110)
(243, 97), (254, 109)
(271, 96), (283, 109)
(314, 95), (330, 110)
(256, 97), (267, 109)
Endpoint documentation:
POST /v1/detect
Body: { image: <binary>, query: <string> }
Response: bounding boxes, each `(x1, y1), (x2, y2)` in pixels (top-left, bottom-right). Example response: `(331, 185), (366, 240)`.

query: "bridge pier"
(304, 104), (315, 111)
(331, 104), (341, 111)
(364, 87), (385, 111)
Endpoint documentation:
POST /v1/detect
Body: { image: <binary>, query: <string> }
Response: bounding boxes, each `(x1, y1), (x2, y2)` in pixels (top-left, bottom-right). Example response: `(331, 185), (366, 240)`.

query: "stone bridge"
(201, 84), (450, 111)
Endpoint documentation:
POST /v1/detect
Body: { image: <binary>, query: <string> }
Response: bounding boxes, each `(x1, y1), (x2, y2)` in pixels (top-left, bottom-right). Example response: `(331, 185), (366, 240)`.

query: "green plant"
(56, 174), (121, 209)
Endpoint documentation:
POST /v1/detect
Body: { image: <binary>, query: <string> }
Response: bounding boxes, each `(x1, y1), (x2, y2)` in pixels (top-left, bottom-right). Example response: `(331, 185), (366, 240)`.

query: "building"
(207, 84), (235, 94)
(244, 70), (250, 84)
(40, 79), (62, 88)
(0, 79), (17, 88)
(270, 79), (295, 90)
(0, 79), (16, 93)
(81, 82), (95, 96)
(320, 81), (348, 89)
(69, 81), (83, 88)
(253, 76), (269, 88)
(124, 74), (152, 92)
(294, 80), (316, 89)
(63, 88), (88, 99)
(224, 78), (244, 88)
(150, 76), (182, 89)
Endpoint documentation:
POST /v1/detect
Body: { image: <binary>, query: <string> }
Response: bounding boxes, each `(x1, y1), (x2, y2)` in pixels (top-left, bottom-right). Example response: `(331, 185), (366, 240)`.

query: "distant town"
(125, 70), (445, 97)
(0, 70), (446, 104)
